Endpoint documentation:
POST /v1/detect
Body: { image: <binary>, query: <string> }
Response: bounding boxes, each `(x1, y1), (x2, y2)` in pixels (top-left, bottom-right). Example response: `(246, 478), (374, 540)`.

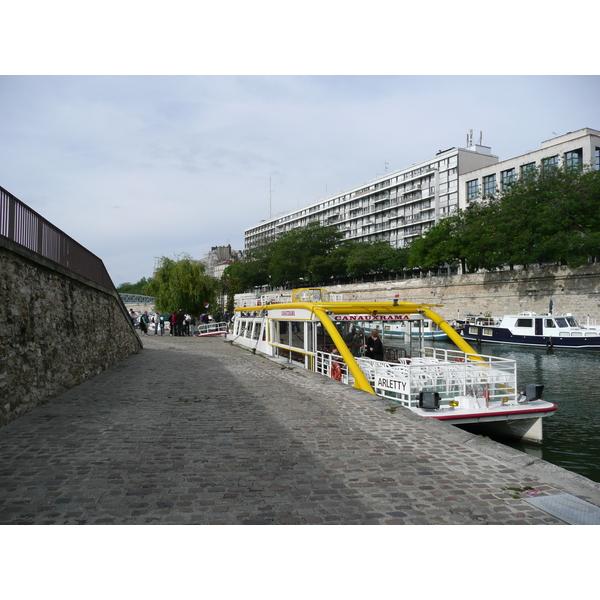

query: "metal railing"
(1, 185), (116, 291)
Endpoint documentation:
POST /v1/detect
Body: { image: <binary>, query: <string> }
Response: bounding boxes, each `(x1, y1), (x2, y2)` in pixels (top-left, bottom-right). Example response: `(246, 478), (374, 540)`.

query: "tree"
(117, 277), (151, 295)
(143, 254), (219, 315)
(222, 241), (274, 293)
(308, 243), (352, 285)
(268, 222), (343, 287)
(346, 241), (404, 280)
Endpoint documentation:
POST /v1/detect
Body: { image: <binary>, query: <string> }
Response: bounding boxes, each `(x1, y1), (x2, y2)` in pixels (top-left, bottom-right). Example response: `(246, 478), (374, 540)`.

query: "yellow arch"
(235, 293), (483, 393)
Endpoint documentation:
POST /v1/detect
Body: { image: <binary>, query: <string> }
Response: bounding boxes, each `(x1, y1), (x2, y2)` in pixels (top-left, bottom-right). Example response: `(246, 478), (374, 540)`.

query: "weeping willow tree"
(143, 253), (220, 315)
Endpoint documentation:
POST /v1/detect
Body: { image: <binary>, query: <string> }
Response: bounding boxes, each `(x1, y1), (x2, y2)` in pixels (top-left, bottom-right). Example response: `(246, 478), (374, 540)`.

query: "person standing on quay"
(139, 311), (150, 336)
(175, 309), (185, 336)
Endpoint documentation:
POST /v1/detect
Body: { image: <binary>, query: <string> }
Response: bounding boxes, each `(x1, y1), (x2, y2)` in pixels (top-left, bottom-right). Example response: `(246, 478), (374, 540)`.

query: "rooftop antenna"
(269, 175), (272, 219)
(384, 160), (389, 173)
(479, 131), (482, 145)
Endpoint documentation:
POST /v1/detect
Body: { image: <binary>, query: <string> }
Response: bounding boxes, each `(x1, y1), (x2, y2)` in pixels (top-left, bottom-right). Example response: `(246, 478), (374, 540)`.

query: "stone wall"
(327, 264), (600, 323)
(0, 240), (142, 427)
(237, 263), (600, 324)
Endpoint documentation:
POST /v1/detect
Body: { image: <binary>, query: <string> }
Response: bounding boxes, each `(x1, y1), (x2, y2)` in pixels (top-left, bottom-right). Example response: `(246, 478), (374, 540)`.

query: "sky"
(2, 4), (594, 584)
(1, 6), (599, 288)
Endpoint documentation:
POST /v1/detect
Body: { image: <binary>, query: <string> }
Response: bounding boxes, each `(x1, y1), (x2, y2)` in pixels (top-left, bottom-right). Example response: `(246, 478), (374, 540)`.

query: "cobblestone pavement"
(2, 333), (600, 525)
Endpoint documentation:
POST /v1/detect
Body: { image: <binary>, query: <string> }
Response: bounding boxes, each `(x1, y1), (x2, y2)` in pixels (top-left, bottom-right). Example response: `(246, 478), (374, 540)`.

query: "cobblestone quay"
(2, 334), (600, 525)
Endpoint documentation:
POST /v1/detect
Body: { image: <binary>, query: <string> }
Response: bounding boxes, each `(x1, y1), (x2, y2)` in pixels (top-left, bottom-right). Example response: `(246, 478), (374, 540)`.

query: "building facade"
(203, 245), (242, 278)
(244, 145), (499, 251)
(459, 128), (600, 205)
(244, 128), (600, 255)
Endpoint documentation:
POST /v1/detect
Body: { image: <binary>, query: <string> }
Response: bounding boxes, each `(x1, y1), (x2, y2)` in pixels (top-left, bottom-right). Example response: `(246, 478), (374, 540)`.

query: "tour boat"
(458, 311), (600, 351)
(362, 318), (449, 341)
(230, 288), (557, 443)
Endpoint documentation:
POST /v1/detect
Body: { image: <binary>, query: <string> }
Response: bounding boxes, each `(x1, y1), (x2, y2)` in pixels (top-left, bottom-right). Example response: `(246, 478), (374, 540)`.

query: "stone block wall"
(237, 264), (600, 325)
(326, 264), (600, 323)
(0, 242), (142, 427)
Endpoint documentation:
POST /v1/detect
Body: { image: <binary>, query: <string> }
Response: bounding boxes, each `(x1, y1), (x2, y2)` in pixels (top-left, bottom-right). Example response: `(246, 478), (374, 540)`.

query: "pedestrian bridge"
(119, 293), (156, 304)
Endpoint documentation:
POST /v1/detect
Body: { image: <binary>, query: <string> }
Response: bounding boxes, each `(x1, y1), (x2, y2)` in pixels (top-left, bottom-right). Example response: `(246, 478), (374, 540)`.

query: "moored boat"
(459, 311), (600, 351)
(362, 317), (449, 341)
(230, 288), (557, 443)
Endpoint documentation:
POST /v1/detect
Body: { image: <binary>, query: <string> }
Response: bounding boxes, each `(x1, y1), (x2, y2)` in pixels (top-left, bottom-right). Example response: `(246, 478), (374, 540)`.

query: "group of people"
(130, 308), (231, 338)
(344, 325), (383, 360)
(167, 310), (196, 336)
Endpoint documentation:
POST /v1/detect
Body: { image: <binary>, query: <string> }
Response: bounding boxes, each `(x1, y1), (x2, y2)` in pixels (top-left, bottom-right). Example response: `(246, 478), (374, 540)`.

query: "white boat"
(230, 288), (557, 443)
(459, 311), (600, 351)
(362, 317), (449, 341)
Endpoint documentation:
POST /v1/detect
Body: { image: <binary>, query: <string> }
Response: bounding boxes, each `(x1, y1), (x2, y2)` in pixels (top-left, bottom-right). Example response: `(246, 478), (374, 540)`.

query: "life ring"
(331, 362), (343, 381)
(454, 357), (465, 362)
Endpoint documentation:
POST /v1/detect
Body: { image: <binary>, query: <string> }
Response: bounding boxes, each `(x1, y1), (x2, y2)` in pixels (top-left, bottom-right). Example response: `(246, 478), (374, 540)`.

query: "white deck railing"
(315, 347), (517, 408)
(197, 321), (230, 336)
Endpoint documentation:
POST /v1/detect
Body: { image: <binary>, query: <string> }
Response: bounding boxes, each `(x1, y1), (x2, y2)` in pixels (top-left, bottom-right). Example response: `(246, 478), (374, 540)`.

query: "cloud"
(1, 75), (599, 285)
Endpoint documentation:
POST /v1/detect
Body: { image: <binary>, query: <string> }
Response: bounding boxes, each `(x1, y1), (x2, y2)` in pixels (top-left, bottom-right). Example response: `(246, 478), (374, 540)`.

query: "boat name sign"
(333, 314), (422, 322)
(270, 309), (313, 320)
(375, 377), (408, 392)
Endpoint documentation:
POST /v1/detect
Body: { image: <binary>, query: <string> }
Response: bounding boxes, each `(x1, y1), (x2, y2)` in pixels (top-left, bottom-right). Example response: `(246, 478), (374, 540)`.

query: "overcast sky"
(2, 8), (599, 287)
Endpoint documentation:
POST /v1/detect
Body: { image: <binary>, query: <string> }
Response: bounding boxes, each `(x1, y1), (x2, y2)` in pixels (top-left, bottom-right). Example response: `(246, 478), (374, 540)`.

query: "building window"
(542, 155), (558, 172)
(595, 147), (599, 171)
(520, 162), (536, 179)
(501, 168), (516, 189)
(482, 174), (497, 196)
(466, 179), (479, 200)
(565, 149), (583, 171)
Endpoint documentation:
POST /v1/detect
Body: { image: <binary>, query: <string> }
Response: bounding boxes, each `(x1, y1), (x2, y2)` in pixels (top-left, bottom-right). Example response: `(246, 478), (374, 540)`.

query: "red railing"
(0, 185), (116, 291)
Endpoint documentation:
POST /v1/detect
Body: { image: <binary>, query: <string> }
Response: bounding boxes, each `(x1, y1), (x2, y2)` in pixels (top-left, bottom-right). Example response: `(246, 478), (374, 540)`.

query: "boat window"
(585, 332), (599, 337)
(515, 318), (533, 328)
(555, 318), (569, 328)
(290, 321), (304, 349)
(483, 328), (493, 336)
(545, 319), (556, 328)
(571, 332), (582, 337)
(277, 321), (289, 346)
(566, 316), (579, 327)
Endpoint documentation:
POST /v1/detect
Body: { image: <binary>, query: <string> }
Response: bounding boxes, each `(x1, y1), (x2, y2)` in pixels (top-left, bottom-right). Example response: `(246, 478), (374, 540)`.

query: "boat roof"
(236, 287), (443, 316)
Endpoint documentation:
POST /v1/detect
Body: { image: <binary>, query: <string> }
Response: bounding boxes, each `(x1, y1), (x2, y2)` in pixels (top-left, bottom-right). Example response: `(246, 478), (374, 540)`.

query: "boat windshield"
(555, 317), (568, 328)
(566, 316), (579, 327)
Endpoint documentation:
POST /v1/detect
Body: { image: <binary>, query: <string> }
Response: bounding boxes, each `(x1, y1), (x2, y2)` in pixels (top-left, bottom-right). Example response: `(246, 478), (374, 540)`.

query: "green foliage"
(408, 165), (600, 272)
(116, 277), (151, 295)
(223, 166), (600, 295)
(268, 221), (344, 287)
(143, 253), (219, 315)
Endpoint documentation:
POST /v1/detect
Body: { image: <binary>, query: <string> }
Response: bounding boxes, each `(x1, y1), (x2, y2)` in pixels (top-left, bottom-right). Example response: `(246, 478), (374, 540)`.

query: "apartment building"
(244, 128), (600, 254)
(460, 128), (600, 205)
(244, 144), (499, 251)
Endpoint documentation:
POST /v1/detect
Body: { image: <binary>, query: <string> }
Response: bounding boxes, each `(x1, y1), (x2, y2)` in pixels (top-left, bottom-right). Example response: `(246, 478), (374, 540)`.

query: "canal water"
(391, 338), (600, 484)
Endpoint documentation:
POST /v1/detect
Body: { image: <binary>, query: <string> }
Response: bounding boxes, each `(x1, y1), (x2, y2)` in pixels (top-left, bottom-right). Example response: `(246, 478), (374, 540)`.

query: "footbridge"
(119, 294), (156, 304)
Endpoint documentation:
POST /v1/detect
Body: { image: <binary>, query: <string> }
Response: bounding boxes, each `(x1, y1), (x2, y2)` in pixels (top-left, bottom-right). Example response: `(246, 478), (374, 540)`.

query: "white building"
(203, 245), (242, 278)
(244, 144), (499, 251)
(460, 128), (600, 205)
(244, 128), (600, 255)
